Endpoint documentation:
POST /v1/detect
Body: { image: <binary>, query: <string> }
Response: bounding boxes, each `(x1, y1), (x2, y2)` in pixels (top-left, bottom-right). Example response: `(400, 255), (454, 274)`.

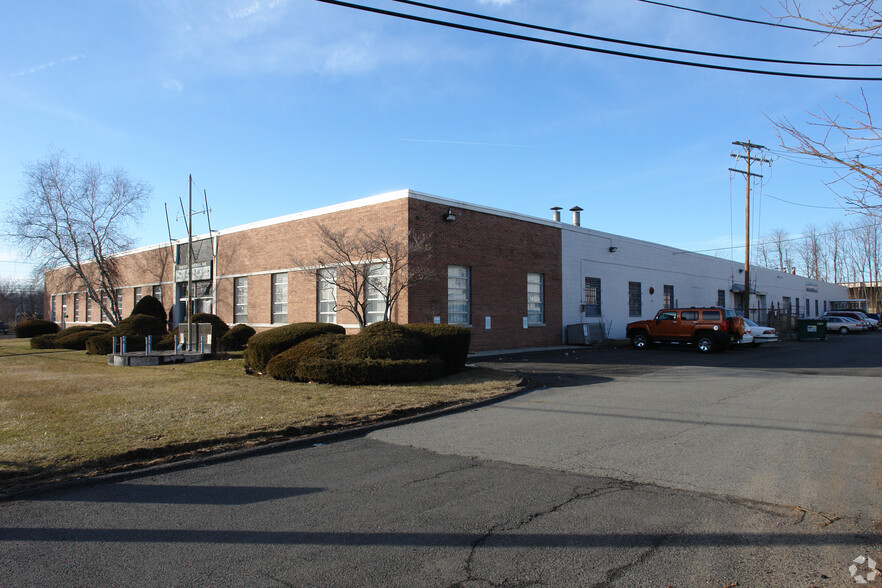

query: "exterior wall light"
(608, 246), (617, 253)
(442, 208), (456, 222)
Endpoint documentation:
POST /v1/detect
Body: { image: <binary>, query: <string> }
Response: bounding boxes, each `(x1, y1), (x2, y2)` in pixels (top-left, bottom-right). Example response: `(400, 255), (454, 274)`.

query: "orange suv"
(626, 307), (746, 353)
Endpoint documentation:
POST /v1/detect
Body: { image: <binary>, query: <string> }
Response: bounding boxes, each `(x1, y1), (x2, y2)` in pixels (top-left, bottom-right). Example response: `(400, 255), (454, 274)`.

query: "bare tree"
(765, 228), (795, 271)
(3, 150), (151, 325)
(772, 2), (882, 216)
(798, 223), (825, 279)
(0, 277), (45, 323)
(776, 1), (882, 36)
(296, 223), (435, 328)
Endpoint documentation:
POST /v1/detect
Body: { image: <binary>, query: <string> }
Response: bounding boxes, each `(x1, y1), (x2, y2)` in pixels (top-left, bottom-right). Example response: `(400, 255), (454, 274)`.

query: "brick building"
(45, 189), (847, 351)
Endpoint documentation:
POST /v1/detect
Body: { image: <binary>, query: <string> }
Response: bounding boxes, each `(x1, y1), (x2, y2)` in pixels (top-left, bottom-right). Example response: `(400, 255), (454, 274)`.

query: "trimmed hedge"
(15, 319), (60, 338)
(405, 323), (471, 374)
(30, 333), (59, 349)
(296, 357), (445, 385)
(222, 324), (256, 351)
(54, 327), (113, 350)
(85, 333), (114, 355)
(243, 322), (346, 374)
(130, 295), (167, 324)
(265, 333), (345, 381)
(338, 334), (423, 360)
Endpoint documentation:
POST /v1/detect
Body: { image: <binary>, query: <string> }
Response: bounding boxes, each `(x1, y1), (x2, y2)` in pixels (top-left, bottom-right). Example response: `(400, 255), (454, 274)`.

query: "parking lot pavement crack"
(403, 460), (481, 487)
(587, 534), (673, 588)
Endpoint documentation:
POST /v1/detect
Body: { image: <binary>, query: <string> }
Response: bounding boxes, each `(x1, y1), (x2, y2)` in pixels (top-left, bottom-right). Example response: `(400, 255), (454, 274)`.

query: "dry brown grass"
(0, 337), (521, 492)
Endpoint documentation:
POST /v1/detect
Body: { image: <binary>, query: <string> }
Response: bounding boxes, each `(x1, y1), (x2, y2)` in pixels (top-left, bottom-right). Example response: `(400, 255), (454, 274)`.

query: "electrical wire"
(387, 0), (882, 68)
(635, 0), (882, 41)
(315, 0), (882, 81)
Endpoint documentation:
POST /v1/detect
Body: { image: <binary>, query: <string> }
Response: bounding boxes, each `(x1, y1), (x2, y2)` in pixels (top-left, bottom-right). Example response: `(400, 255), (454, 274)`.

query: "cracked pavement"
(1, 336), (880, 586)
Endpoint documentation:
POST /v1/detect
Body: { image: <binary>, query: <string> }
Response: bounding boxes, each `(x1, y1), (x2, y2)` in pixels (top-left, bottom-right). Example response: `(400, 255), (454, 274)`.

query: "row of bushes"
(19, 297), (256, 355)
(250, 321), (471, 385)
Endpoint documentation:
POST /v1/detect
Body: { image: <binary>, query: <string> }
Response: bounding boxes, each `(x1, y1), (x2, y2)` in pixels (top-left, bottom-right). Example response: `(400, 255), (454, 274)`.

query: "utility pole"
(729, 140), (771, 319)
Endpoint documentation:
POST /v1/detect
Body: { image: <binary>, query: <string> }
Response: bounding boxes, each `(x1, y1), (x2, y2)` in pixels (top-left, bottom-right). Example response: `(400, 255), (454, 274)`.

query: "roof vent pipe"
(550, 206), (562, 222)
(570, 206), (583, 227)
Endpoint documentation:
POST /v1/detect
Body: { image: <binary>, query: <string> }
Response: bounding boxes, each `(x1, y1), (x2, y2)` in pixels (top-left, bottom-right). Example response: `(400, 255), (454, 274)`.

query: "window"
(663, 285), (674, 308)
(815, 299), (819, 316)
(717, 290), (726, 307)
(50, 296), (56, 322)
(657, 311), (676, 321)
(701, 310), (721, 321)
(584, 277), (601, 317)
(795, 298), (801, 316)
(73, 293), (79, 322)
(152, 284), (162, 302)
(527, 273), (544, 325)
(234, 277), (248, 324)
(628, 281), (642, 317)
(783, 297), (791, 314)
(365, 263), (390, 325)
(85, 296), (91, 322)
(271, 273), (288, 324)
(681, 310), (699, 321)
(134, 287), (142, 303)
(115, 289), (123, 317)
(318, 269), (336, 324)
(823, 300), (827, 313)
(448, 265), (470, 325)
(101, 292), (111, 321)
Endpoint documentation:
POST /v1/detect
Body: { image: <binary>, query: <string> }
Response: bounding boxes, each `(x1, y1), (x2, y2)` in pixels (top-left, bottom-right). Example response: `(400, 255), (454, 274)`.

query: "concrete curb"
(2, 375), (542, 502)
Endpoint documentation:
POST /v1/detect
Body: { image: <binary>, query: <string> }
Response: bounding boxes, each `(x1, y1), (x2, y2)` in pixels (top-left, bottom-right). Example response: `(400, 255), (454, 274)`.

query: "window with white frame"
(628, 281), (642, 317)
(271, 273), (288, 324)
(365, 263), (389, 325)
(663, 285), (674, 308)
(115, 289), (123, 317)
(318, 269), (337, 324)
(85, 296), (91, 322)
(73, 293), (79, 322)
(527, 272), (544, 325)
(234, 277), (248, 324)
(448, 265), (470, 325)
(584, 277), (601, 317)
(152, 284), (162, 301)
(717, 290), (726, 308)
(50, 296), (56, 322)
(134, 287), (142, 303)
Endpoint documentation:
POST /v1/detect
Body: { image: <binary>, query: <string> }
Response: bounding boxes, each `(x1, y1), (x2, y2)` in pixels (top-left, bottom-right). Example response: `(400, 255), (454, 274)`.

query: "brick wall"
(407, 199), (562, 351)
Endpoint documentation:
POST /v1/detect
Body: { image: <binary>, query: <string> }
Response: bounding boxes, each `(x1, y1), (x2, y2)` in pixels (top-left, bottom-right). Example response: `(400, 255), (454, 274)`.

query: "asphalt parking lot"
(1, 329), (879, 586)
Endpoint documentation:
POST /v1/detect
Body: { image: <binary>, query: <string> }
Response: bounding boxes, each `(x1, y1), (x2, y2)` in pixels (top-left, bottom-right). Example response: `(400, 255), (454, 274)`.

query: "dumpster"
(797, 319), (826, 341)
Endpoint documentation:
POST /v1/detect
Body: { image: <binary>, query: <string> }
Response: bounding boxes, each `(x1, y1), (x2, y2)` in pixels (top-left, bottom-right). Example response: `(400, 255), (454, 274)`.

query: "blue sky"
(1, 0), (878, 281)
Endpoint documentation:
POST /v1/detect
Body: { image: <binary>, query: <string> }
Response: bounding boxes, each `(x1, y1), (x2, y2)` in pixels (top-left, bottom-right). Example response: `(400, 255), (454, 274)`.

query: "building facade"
(45, 189), (848, 351)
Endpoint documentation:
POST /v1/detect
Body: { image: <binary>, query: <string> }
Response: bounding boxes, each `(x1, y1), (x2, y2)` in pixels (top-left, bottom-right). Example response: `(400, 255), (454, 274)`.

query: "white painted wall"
(561, 225), (849, 340)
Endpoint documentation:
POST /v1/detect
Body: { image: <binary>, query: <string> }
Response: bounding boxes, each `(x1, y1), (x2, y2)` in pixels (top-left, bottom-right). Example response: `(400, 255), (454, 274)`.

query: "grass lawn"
(0, 337), (521, 493)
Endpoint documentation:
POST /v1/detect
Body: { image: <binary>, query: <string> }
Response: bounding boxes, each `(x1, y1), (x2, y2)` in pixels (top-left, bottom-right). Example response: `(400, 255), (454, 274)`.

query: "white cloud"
(9, 54), (85, 78)
(162, 78), (184, 92)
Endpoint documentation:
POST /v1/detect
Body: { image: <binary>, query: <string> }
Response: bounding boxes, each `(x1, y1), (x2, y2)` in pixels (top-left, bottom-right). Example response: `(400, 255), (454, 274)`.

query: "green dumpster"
(797, 319), (827, 341)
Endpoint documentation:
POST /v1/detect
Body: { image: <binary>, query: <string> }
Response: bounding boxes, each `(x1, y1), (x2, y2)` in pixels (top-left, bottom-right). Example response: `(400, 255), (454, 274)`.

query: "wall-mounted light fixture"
(442, 208), (456, 222)
(608, 246), (617, 253)
(738, 268), (744, 273)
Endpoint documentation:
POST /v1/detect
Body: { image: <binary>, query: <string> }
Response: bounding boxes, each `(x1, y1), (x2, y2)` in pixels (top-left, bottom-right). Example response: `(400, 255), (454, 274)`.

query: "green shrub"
(15, 319), (60, 338)
(296, 357), (445, 385)
(85, 333), (114, 355)
(338, 334), (424, 360)
(30, 333), (59, 349)
(406, 324), (471, 374)
(56, 324), (112, 335)
(154, 332), (176, 351)
(221, 324), (256, 351)
(130, 295), (167, 324)
(360, 321), (414, 339)
(54, 328), (111, 350)
(243, 322), (346, 374)
(265, 334), (345, 381)
(110, 314), (168, 352)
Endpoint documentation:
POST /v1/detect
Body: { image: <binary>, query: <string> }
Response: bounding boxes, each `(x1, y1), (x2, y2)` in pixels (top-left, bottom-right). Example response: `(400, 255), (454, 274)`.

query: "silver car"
(822, 315), (867, 334)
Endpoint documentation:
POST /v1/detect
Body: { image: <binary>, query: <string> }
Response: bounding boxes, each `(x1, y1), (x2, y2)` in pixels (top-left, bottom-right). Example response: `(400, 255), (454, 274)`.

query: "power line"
(635, 0), (882, 41)
(315, 0), (882, 81)
(387, 0), (882, 68)
(683, 221), (880, 255)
